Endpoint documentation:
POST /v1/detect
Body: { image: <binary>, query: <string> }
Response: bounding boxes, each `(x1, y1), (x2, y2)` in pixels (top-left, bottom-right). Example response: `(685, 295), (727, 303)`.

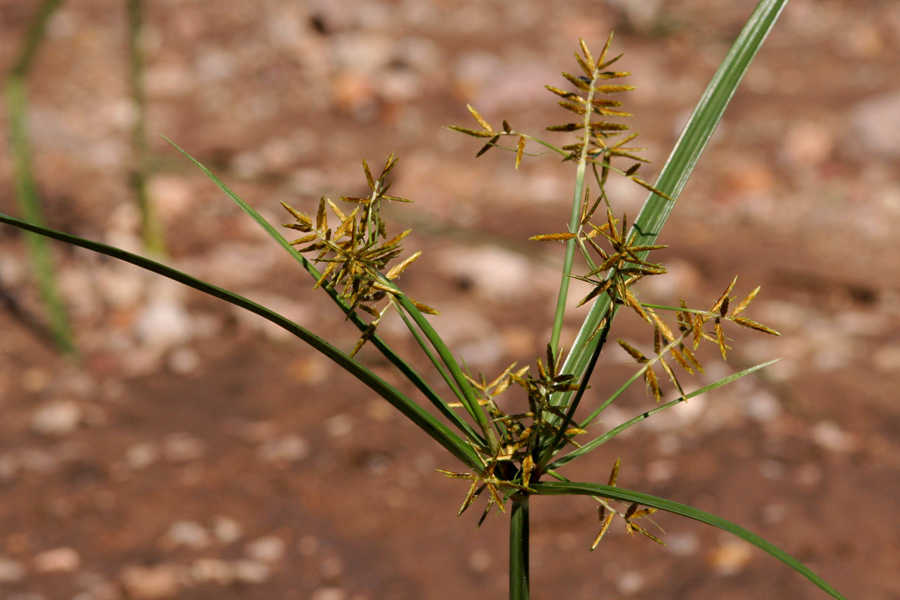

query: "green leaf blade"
(0, 212), (483, 471)
(532, 480), (846, 600)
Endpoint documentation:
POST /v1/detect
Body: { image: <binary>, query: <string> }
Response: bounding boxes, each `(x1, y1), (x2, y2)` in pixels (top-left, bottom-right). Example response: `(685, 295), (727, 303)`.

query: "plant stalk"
(127, 0), (166, 255)
(509, 494), (530, 600)
(5, 0), (77, 358)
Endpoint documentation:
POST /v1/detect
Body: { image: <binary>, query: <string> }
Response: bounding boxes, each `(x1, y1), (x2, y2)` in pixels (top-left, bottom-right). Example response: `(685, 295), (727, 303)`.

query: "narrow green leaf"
(0, 212), (482, 470)
(552, 360), (780, 469)
(531, 480), (846, 600)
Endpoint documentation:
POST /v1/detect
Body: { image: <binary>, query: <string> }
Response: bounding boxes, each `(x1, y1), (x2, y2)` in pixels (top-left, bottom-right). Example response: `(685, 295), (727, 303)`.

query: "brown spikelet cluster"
(281, 154), (436, 355)
(590, 459), (663, 550)
(617, 276), (780, 402)
(441, 347), (589, 525)
(450, 34), (669, 199)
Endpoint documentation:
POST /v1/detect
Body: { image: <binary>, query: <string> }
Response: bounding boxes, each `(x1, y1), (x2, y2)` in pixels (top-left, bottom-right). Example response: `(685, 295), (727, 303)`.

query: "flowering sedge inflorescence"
(280, 154), (437, 356)
(444, 35), (780, 544)
(281, 35), (780, 549)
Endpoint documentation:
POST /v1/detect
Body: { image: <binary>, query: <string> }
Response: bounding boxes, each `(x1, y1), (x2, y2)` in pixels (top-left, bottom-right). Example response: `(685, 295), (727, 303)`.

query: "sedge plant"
(0, 0), (846, 597)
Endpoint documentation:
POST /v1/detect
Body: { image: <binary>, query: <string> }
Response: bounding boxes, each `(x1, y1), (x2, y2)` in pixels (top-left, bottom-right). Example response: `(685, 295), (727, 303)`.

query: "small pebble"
(191, 558), (234, 585)
(245, 535), (286, 563)
(665, 532), (700, 558)
(616, 570), (645, 596)
(232, 559), (271, 585)
(852, 89), (900, 157)
(467, 549), (492, 573)
(162, 520), (211, 550)
(0, 556), (26, 582)
(213, 516), (243, 544)
(310, 588), (347, 600)
(257, 435), (310, 463)
(706, 540), (754, 576)
(33, 547), (80, 572)
(120, 564), (185, 599)
(811, 421), (856, 453)
(167, 347), (201, 375)
(163, 433), (206, 462)
(325, 414), (353, 437)
(31, 400), (83, 437)
(126, 442), (161, 470)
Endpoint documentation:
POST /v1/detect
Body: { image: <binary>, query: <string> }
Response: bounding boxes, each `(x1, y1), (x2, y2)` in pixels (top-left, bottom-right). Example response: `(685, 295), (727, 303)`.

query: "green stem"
(549, 52), (604, 357)
(127, 0), (165, 255)
(509, 494), (530, 600)
(548, 159), (586, 356)
(5, 0), (77, 358)
(538, 304), (616, 470)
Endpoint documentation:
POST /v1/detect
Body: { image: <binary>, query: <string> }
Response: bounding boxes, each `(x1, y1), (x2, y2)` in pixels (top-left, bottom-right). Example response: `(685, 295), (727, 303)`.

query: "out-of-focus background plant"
(0, 1), (898, 599)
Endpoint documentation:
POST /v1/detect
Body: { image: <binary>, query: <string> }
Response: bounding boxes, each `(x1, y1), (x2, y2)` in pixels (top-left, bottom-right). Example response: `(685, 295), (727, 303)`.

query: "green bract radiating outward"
(0, 0), (848, 598)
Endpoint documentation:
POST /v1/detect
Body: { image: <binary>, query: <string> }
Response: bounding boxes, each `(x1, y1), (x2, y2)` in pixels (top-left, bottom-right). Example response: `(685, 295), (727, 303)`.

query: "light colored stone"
(34, 547), (80, 572)
(162, 520), (211, 551)
(781, 120), (835, 167)
(811, 421), (856, 453)
(146, 176), (193, 221)
(740, 389), (782, 423)
(0, 454), (19, 481)
(245, 535), (286, 563)
(433, 245), (546, 302)
(212, 516), (243, 544)
(31, 400), (83, 437)
(167, 347), (201, 375)
(232, 559), (271, 584)
(665, 532), (700, 558)
(325, 414), (354, 437)
(706, 540), (754, 576)
(616, 570), (645, 596)
(873, 344), (900, 373)
(0, 556), (26, 582)
(467, 548), (491, 573)
(644, 459), (676, 483)
(852, 89), (900, 157)
(133, 299), (194, 351)
(162, 433), (206, 462)
(257, 435), (310, 463)
(126, 442), (161, 470)
(310, 588), (348, 600)
(120, 564), (185, 599)
(191, 558), (234, 585)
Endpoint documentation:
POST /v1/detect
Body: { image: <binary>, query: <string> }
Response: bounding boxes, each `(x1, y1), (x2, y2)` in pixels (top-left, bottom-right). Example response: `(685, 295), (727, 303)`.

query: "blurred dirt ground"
(1, 0), (899, 598)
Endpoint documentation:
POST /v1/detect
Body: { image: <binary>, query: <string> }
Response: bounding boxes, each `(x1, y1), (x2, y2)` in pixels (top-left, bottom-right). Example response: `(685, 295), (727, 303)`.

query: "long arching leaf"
(162, 137), (486, 446)
(0, 212), (481, 471)
(531, 480), (846, 600)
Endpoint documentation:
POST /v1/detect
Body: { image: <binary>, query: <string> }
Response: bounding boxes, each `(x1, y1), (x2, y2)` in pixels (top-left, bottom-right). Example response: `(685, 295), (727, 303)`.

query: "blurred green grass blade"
(560, 0), (788, 393)
(549, 360), (779, 470)
(127, 0), (165, 255)
(163, 137), (486, 447)
(9, 0), (65, 76)
(0, 212), (482, 471)
(5, 0), (77, 358)
(532, 480), (846, 600)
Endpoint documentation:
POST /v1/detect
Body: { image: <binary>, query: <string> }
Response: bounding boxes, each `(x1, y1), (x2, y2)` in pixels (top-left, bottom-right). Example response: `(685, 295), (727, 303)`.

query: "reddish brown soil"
(1, 1), (899, 599)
